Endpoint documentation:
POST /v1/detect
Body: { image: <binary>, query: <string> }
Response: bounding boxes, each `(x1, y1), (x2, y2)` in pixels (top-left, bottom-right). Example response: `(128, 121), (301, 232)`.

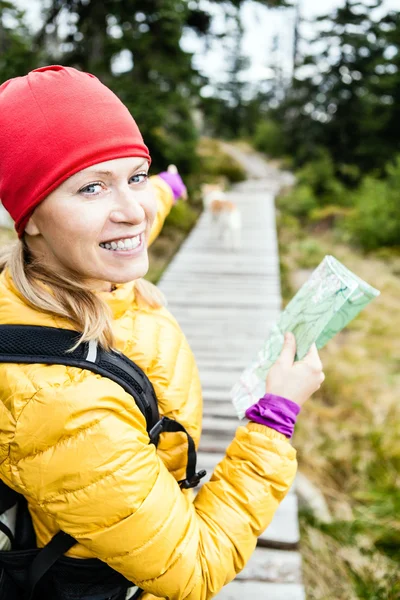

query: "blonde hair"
(0, 239), (165, 351)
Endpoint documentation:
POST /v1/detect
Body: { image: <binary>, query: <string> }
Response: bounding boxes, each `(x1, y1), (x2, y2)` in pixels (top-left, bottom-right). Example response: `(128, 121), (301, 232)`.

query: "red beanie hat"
(0, 65), (151, 237)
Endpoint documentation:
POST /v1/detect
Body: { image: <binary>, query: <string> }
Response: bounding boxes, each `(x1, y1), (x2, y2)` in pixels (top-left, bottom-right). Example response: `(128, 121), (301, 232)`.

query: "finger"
(278, 332), (297, 366)
(302, 343), (322, 368)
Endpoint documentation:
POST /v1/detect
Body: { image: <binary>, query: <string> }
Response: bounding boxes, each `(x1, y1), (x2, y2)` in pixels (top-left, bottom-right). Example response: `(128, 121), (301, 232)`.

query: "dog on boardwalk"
(202, 184), (242, 250)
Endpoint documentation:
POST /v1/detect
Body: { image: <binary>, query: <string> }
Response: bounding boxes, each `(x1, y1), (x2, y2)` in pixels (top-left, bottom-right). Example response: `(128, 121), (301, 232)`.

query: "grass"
(277, 210), (400, 599)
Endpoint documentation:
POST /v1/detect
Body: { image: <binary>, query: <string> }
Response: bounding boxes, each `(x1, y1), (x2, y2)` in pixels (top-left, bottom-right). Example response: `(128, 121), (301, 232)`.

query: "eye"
(79, 182), (106, 196)
(129, 172), (148, 185)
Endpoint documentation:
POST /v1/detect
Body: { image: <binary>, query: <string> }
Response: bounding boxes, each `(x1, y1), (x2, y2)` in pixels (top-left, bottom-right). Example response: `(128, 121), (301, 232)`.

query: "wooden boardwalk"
(158, 151), (305, 599)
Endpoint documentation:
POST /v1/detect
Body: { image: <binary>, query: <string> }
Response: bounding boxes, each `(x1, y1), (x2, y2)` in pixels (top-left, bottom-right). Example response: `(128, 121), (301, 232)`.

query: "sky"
(12, 0), (400, 88)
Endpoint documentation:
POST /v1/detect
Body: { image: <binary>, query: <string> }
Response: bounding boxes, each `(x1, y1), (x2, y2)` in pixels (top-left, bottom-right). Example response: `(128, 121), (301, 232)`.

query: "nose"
(109, 186), (146, 225)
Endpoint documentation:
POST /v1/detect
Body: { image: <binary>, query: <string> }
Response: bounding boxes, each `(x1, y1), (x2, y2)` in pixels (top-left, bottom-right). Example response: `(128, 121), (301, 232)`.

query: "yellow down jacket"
(0, 176), (297, 599)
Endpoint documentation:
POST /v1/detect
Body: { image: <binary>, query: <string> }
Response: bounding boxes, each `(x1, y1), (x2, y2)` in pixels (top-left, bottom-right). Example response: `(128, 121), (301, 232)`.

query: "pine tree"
(0, 1), (37, 83)
(278, 0), (400, 174)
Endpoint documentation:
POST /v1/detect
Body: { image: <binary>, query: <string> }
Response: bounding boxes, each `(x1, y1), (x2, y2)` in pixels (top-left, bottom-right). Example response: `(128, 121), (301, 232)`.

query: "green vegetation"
(277, 149), (400, 253)
(253, 119), (286, 158)
(197, 137), (246, 185)
(346, 158), (400, 251)
(277, 206), (400, 600)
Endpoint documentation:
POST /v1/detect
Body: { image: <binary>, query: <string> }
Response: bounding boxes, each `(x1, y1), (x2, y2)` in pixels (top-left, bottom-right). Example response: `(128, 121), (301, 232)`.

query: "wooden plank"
(168, 265), (280, 277)
(170, 256), (280, 267)
(193, 351), (256, 363)
(176, 318), (273, 332)
(165, 255), (279, 269)
(259, 494), (300, 549)
(179, 332), (267, 344)
(197, 451), (225, 469)
(190, 345), (260, 358)
(215, 582), (305, 600)
(199, 433), (230, 454)
(168, 304), (280, 318)
(160, 279), (277, 290)
(160, 276), (278, 287)
(202, 403), (237, 418)
(202, 389), (233, 402)
(166, 296), (280, 309)
(201, 416), (239, 437)
(198, 371), (237, 390)
(196, 362), (247, 374)
(238, 547), (302, 583)
(160, 274), (279, 284)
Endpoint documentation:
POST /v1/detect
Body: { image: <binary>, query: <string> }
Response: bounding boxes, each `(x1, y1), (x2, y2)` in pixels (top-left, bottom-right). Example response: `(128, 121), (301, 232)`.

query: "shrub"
(197, 137), (246, 184)
(297, 149), (348, 207)
(277, 184), (318, 218)
(213, 152), (246, 183)
(164, 200), (198, 234)
(346, 156), (400, 250)
(310, 205), (354, 232)
(295, 238), (326, 269)
(253, 119), (285, 158)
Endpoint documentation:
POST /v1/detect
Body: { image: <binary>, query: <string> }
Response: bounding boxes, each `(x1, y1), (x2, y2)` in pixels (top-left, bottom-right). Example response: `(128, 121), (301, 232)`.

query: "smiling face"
(24, 157), (156, 291)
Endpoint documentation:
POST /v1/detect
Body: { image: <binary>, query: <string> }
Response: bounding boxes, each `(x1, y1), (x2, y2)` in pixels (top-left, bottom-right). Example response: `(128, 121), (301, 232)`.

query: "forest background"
(0, 0), (399, 598)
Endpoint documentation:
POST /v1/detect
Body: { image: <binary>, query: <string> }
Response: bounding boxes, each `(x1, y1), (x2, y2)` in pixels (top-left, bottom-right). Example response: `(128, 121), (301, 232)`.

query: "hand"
(265, 332), (325, 407)
(158, 165), (187, 202)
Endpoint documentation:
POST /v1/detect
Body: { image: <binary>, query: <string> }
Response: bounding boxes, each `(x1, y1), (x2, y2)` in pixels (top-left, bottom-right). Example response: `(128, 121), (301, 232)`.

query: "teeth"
(124, 238), (133, 249)
(100, 235), (141, 251)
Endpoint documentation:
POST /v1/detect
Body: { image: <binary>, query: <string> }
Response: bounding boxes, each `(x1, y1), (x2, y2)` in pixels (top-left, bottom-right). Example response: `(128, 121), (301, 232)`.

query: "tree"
(276, 0), (400, 175)
(0, 1), (38, 84)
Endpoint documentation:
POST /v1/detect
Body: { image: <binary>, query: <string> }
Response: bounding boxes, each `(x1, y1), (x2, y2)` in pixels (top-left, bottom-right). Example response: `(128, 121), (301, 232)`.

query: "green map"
(232, 255), (380, 418)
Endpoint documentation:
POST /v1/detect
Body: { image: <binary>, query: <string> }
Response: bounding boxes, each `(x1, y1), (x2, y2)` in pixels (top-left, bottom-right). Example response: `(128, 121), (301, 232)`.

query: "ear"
(24, 215), (41, 236)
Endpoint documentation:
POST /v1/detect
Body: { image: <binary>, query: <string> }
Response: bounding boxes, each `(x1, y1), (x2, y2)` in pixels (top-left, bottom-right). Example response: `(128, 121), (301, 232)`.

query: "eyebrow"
(79, 160), (149, 178)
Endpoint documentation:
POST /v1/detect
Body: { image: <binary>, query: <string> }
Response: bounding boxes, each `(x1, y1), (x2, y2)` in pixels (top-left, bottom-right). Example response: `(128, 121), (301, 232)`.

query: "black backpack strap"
(0, 325), (160, 431)
(27, 531), (76, 600)
(0, 479), (19, 549)
(149, 417), (206, 489)
(0, 478), (19, 513)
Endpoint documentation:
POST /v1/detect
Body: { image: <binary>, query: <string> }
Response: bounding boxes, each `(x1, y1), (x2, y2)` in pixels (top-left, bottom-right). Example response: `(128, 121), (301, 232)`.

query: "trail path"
(158, 146), (304, 599)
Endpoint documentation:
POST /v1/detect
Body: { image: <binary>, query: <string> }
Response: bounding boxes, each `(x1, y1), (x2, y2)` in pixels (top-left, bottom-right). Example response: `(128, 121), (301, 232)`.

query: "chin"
(107, 258), (150, 284)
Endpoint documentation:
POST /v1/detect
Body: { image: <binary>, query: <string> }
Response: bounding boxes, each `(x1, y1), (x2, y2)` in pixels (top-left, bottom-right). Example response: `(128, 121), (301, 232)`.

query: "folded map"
(231, 255), (380, 418)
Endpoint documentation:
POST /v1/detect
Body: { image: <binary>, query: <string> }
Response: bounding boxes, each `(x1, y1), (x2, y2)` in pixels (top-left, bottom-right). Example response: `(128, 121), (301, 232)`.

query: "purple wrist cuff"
(158, 171), (186, 202)
(245, 393), (301, 438)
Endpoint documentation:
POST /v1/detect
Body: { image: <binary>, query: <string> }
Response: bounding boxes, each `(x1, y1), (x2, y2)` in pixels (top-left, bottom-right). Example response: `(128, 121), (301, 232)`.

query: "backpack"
(0, 325), (206, 600)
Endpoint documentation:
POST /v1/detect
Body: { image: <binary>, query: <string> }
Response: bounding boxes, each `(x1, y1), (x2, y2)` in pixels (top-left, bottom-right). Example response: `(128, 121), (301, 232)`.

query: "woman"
(0, 66), (324, 600)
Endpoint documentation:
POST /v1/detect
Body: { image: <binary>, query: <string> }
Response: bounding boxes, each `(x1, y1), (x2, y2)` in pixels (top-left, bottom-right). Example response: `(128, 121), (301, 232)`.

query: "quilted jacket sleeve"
(10, 373), (297, 600)
(148, 175), (175, 247)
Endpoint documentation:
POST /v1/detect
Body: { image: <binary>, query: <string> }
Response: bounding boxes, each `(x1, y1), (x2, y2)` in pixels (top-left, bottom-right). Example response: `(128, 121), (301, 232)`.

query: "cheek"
(142, 187), (157, 226)
(39, 202), (105, 248)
